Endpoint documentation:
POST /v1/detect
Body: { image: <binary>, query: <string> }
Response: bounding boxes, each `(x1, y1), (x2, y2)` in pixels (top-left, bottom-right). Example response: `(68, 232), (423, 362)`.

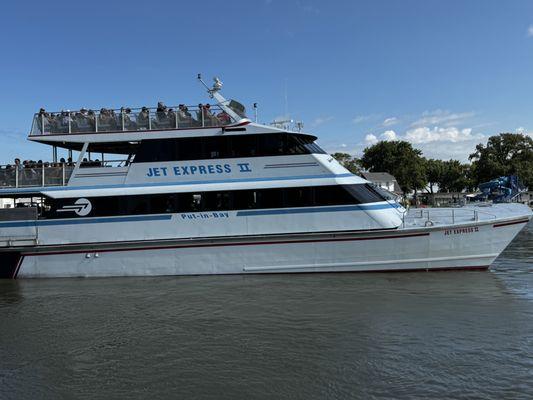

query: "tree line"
(332, 133), (533, 194)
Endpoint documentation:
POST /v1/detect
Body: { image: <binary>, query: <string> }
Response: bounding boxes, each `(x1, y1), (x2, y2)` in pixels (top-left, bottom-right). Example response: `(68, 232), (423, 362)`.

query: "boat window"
(44, 184), (392, 219)
(366, 184), (397, 201)
(133, 133), (325, 163)
(343, 184), (385, 204)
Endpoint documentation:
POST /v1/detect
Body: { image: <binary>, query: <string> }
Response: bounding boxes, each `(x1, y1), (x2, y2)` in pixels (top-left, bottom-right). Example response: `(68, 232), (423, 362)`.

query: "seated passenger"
(196, 104), (206, 126)
(57, 111), (70, 133)
(98, 108), (117, 131)
(86, 110), (96, 131)
(72, 108), (89, 132)
(120, 107), (136, 130)
(36, 108), (51, 134)
(48, 113), (59, 133)
(217, 110), (232, 125)
(167, 108), (176, 128)
(177, 104), (194, 127)
(137, 107), (150, 129)
(108, 109), (118, 130)
(154, 102), (170, 128)
(200, 104), (219, 126)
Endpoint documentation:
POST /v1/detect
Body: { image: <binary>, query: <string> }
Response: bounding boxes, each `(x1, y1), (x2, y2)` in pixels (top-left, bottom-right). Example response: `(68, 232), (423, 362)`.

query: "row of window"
(133, 133), (325, 163)
(45, 184), (391, 218)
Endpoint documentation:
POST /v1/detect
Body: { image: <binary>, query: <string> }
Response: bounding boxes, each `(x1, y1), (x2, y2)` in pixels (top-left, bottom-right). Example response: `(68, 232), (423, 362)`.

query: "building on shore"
(360, 172), (403, 195)
(420, 191), (532, 207)
(0, 198), (14, 208)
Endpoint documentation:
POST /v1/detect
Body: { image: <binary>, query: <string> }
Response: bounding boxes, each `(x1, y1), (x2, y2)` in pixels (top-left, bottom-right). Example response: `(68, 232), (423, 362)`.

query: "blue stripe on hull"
(0, 203), (399, 228)
(0, 214), (172, 228)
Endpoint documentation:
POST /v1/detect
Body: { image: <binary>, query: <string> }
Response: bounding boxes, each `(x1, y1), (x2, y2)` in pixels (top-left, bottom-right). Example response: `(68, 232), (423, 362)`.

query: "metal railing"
(31, 104), (237, 136)
(401, 207), (498, 228)
(0, 165), (74, 188)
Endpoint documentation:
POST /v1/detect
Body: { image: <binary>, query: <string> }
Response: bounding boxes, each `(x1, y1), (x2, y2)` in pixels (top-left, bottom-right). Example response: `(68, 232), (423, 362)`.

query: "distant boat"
(0, 76), (530, 278)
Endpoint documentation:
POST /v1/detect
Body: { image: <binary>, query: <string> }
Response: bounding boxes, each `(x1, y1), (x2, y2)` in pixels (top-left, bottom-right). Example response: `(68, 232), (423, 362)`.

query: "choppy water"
(0, 222), (532, 400)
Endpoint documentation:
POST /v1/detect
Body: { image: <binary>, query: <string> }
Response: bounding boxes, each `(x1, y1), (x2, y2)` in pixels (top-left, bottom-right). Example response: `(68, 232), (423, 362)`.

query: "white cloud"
(365, 134), (378, 145)
(411, 110), (475, 128)
(414, 140), (481, 162)
(352, 114), (378, 124)
(528, 25), (533, 37)
(340, 143), (347, 148)
(382, 117), (398, 127)
(381, 130), (397, 141)
(404, 126), (483, 144)
(311, 116), (334, 127)
(516, 127), (533, 138)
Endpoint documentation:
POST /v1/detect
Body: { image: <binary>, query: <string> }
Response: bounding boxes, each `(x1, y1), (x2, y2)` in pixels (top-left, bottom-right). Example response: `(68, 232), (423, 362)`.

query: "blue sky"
(0, 0), (532, 162)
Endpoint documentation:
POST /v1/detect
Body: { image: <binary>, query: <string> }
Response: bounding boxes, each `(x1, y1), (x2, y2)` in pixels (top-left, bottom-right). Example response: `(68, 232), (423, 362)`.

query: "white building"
(0, 198), (14, 208)
(360, 172), (402, 195)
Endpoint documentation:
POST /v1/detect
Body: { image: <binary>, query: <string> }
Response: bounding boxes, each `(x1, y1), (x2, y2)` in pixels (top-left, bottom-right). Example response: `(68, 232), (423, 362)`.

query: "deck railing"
(401, 206), (498, 228)
(31, 104), (237, 136)
(0, 165), (75, 188)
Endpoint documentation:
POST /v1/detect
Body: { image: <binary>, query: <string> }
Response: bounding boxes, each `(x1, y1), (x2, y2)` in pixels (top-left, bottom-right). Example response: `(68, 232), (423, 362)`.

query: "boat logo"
(57, 198), (92, 216)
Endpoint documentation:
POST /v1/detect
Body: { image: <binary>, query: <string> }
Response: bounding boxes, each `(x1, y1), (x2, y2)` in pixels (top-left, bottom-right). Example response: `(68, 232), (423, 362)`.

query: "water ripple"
(0, 222), (532, 399)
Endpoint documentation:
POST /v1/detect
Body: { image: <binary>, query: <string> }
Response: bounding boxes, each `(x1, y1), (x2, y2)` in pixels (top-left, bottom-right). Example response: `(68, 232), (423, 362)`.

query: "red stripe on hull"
(26, 232), (430, 257)
(493, 219), (530, 228)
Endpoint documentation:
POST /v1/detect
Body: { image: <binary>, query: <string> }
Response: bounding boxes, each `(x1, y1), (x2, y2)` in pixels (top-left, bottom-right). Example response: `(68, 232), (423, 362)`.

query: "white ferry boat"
(0, 77), (530, 278)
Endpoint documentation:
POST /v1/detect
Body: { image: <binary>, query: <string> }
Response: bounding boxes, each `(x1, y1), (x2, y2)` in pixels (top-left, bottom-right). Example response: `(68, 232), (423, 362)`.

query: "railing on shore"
(31, 104), (238, 136)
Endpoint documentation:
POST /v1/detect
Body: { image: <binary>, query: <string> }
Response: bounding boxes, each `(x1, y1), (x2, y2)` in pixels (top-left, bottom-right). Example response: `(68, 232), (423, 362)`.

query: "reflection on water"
(0, 222), (532, 400)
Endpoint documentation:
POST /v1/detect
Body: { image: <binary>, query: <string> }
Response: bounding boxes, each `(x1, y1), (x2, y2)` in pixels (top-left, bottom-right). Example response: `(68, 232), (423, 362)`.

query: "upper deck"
(30, 102), (246, 136)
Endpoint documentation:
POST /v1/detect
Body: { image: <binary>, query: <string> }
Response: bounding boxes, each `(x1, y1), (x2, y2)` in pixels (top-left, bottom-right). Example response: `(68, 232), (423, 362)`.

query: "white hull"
(14, 214), (529, 278)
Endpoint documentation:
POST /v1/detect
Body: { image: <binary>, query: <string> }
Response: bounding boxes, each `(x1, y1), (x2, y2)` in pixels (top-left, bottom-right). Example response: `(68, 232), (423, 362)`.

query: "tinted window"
(133, 133), (325, 162)
(44, 184), (389, 219)
(344, 184), (385, 204)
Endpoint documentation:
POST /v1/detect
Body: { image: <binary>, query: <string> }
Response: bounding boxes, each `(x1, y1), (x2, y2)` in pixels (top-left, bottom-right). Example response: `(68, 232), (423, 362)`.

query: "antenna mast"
(196, 73), (244, 123)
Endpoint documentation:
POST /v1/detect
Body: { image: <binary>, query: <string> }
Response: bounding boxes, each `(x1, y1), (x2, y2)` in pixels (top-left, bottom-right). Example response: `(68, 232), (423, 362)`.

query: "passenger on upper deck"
(72, 108), (90, 133)
(121, 107), (136, 130)
(98, 108), (117, 131)
(154, 102), (171, 129)
(137, 107), (150, 129)
(198, 104), (219, 126)
(87, 110), (96, 130)
(36, 108), (50, 133)
(55, 111), (71, 133)
(167, 108), (176, 127)
(177, 105), (194, 127)
(217, 110), (232, 125)
(48, 113), (58, 132)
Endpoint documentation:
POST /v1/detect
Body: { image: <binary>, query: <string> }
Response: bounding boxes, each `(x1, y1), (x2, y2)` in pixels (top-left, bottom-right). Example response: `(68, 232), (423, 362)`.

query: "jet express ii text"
(146, 163), (252, 177)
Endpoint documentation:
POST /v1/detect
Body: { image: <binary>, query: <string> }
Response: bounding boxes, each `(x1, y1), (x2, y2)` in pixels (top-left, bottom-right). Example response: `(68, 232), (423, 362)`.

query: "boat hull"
(7, 215), (529, 278)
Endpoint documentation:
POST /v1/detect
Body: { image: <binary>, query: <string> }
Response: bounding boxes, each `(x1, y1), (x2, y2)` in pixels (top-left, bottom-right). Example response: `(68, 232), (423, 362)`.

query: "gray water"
(0, 223), (532, 400)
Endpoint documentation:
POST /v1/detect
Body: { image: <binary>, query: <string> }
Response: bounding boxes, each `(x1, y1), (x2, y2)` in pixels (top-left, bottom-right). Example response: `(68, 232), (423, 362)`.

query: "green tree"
(439, 160), (469, 193)
(469, 133), (533, 188)
(361, 141), (427, 193)
(425, 159), (446, 194)
(331, 152), (362, 175)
